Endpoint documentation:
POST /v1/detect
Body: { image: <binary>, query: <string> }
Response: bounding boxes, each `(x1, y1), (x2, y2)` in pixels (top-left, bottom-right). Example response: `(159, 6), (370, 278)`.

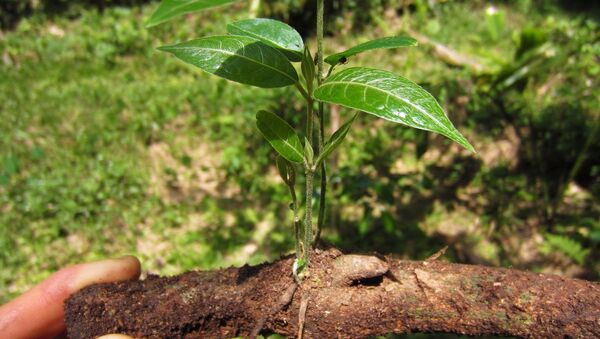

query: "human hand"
(0, 256), (140, 339)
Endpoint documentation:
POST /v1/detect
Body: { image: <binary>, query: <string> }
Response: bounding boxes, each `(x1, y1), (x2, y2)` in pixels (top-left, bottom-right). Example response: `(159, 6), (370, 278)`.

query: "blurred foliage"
(0, 0), (151, 29)
(470, 10), (599, 229)
(261, 0), (393, 35)
(541, 233), (590, 265)
(0, 0), (598, 312)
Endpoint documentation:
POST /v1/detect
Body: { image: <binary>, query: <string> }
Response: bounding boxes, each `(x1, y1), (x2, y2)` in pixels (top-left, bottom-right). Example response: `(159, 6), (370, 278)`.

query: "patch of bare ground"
(476, 126), (520, 169)
(147, 140), (225, 204)
(141, 114), (278, 270)
(147, 114), (240, 204)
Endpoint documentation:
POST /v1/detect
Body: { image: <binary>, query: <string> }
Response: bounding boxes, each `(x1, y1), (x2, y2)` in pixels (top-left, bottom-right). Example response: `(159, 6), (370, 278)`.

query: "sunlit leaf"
(325, 36), (417, 66)
(256, 110), (304, 163)
(147, 0), (239, 27)
(314, 67), (474, 152)
(315, 113), (358, 166)
(227, 18), (304, 62)
(158, 35), (298, 88)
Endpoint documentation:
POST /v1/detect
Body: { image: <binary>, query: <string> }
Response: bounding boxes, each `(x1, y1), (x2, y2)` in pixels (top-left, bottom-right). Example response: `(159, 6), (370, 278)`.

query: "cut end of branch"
(331, 254), (389, 286)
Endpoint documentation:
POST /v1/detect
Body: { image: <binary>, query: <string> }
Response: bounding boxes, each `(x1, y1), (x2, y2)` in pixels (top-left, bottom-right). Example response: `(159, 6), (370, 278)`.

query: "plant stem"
(304, 169), (314, 265)
(295, 82), (310, 102)
(315, 128), (326, 246)
(326, 64), (335, 78)
(316, 0), (324, 85)
(288, 184), (301, 260)
(301, 0), (325, 268)
(314, 0), (326, 248)
(248, 0), (261, 18)
(303, 74), (314, 266)
(306, 98), (314, 142)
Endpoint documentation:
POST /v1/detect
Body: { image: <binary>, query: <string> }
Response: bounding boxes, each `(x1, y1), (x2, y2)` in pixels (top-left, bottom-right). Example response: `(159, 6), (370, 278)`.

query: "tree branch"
(65, 249), (600, 338)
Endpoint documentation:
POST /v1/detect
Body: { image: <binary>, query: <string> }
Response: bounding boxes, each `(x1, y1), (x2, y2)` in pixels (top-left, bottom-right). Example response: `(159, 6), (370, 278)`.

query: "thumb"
(0, 256), (140, 339)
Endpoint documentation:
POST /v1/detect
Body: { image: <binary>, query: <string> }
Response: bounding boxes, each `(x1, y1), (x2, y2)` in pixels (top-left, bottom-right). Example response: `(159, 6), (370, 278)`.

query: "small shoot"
(151, 0), (474, 277)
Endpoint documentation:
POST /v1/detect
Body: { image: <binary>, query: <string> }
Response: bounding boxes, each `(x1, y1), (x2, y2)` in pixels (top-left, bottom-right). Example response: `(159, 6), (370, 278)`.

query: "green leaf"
(304, 137), (314, 165)
(276, 155), (296, 186)
(158, 35), (298, 88)
(147, 0), (239, 27)
(315, 113), (357, 166)
(301, 46), (315, 93)
(325, 36), (418, 66)
(314, 67), (474, 152)
(227, 18), (304, 62)
(256, 110), (304, 163)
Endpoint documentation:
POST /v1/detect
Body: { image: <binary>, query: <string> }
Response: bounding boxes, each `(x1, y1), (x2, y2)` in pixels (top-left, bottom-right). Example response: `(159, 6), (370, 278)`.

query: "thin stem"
(326, 64), (335, 78)
(314, 102), (326, 247)
(307, 100), (314, 142)
(295, 82), (310, 102)
(313, 0), (326, 248)
(317, 0), (324, 86)
(248, 0), (261, 18)
(289, 185), (301, 260)
(302, 76), (314, 265)
(304, 169), (314, 265)
(315, 164), (326, 246)
(299, 0), (324, 269)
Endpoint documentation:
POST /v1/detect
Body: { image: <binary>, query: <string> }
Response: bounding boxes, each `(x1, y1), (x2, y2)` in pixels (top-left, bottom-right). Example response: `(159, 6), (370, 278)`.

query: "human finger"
(0, 256), (141, 339)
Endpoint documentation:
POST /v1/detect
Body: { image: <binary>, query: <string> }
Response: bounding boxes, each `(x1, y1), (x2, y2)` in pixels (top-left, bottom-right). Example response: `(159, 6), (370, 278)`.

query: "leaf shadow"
(329, 152), (482, 259)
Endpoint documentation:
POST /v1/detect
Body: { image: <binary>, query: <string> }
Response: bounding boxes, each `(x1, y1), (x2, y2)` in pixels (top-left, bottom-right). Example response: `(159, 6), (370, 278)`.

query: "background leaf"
(159, 35), (298, 88)
(314, 67), (474, 152)
(227, 18), (304, 62)
(256, 110), (304, 163)
(147, 0), (239, 27)
(325, 36), (418, 65)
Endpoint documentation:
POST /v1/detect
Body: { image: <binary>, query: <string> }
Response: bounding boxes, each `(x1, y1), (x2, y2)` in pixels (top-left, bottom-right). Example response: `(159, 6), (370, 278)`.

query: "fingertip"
(97, 334), (136, 339)
(117, 255), (142, 279)
(70, 255), (141, 293)
(0, 256), (142, 339)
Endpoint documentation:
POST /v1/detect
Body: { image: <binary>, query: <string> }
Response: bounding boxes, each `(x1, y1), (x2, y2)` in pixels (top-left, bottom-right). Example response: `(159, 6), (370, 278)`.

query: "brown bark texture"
(65, 248), (600, 338)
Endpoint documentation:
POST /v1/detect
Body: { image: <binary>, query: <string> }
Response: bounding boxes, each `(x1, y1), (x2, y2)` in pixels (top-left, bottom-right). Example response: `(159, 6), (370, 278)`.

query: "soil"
(65, 248), (600, 338)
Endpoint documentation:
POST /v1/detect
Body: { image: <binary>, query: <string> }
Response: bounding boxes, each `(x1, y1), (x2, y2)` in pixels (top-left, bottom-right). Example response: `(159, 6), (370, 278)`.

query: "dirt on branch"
(65, 248), (600, 338)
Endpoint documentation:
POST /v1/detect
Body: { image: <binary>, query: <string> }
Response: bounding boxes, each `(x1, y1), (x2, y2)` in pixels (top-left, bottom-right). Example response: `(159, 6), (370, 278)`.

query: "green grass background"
(1, 0), (598, 304)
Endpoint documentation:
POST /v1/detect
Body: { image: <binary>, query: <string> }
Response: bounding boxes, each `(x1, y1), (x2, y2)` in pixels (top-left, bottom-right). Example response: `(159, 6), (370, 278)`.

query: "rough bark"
(65, 248), (600, 338)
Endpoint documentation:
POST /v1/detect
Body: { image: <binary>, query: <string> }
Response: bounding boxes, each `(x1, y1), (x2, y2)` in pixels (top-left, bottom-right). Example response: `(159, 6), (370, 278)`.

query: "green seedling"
(149, 0), (474, 275)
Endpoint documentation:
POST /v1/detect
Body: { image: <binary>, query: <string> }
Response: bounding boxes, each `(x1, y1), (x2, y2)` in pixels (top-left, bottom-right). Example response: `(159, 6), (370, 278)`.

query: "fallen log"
(408, 30), (487, 74)
(65, 248), (600, 338)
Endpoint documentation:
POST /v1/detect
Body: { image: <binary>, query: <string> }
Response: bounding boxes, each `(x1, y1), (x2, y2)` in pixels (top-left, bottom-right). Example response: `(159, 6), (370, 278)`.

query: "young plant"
(148, 0), (474, 275)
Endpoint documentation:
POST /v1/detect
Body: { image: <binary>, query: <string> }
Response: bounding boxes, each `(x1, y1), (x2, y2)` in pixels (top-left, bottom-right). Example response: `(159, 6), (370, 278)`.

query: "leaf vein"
(319, 80), (453, 135)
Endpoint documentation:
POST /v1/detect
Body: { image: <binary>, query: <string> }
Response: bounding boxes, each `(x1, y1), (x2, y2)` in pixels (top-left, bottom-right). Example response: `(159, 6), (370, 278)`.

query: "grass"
(1, 0), (598, 304)
(0, 4), (291, 300)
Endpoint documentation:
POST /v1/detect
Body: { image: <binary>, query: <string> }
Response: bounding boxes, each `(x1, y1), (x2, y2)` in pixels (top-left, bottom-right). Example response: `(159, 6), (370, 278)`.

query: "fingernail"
(70, 256), (141, 292)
